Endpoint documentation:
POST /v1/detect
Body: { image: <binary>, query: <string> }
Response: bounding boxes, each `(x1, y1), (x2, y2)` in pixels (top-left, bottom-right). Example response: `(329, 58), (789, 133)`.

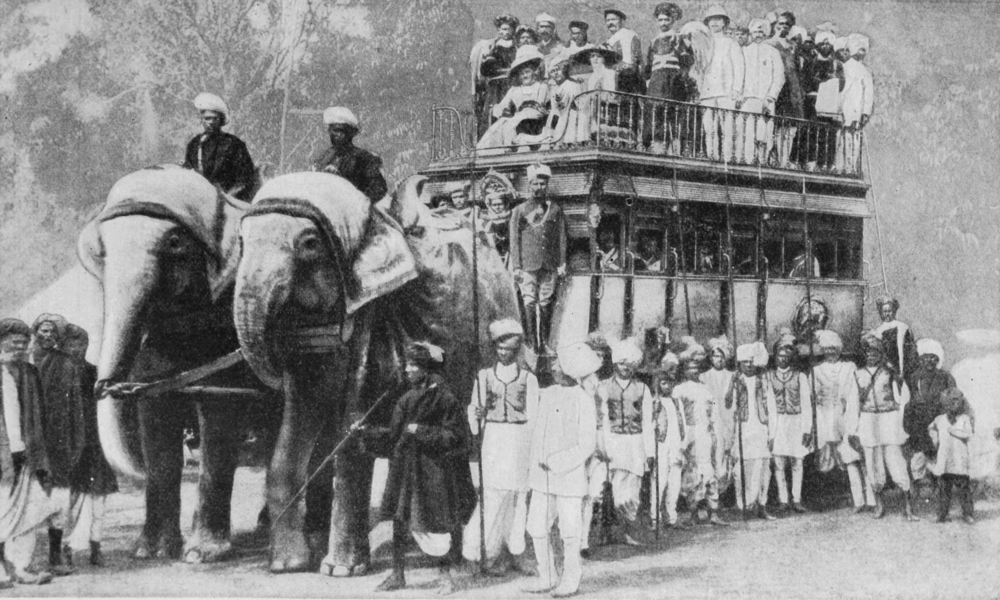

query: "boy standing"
(767, 337), (813, 513)
(929, 389), (975, 524)
(728, 342), (777, 520)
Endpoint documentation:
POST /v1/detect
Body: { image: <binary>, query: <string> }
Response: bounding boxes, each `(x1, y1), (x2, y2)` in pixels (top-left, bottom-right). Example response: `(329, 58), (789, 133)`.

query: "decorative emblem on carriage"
(792, 296), (830, 339)
(480, 169), (516, 200)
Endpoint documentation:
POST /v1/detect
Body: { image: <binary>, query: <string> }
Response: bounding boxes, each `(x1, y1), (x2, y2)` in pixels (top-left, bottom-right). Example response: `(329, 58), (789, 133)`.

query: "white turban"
(707, 335), (733, 360)
(660, 352), (680, 371)
(847, 33), (869, 55)
(752, 341), (770, 367)
(679, 336), (706, 364)
(815, 31), (836, 47)
(489, 318), (523, 342)
(559, 342), (602, 380)
(194, 92), (229, 122)
(527, 163), (552, 180)
(833, 37), (848, 51)
(748, 18), (769, 35)
(611, 338), (644, 365)
(816, 329), (843, 351)
(323, 106), (360, 129)
(916, 338), (944, 364)
(535, 12), (556, 26)
(736, 343), (755, 362)
(789, 25), (808, 41)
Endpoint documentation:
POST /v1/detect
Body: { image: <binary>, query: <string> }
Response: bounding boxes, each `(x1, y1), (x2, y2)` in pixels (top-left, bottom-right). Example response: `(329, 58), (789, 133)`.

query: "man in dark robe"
(31, 314), (82, 576)
(181, 92), (258, 201)
(357, 342), (475, 594)
(311, 107), (388, 202)
(61, 325), (117, 567)
(869, 295), (919, 385)
(0, 318), (55, 586)
(904, 338), (956, 497)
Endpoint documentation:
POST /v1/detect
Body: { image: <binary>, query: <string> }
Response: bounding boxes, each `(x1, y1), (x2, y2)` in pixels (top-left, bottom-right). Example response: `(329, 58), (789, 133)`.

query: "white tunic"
(701, 33), (745, 100)
(852, 366), (909, 448)
(929, 414), (972, 477)
(730, 374), (777, 460)
(528, 385), (598, 497)
(1, 366), (24, 453)
(769, 369), (814, 458)
(672, 380), (717, 477)
(841, 58), (874, 125)
(653, 394), (686, 466)
(469, 363), (540, 492)
(742, 41), (785, 104)
(812, 361), (858, 447)
(597, 377), (654, 477)
(701, 368), (735, 454)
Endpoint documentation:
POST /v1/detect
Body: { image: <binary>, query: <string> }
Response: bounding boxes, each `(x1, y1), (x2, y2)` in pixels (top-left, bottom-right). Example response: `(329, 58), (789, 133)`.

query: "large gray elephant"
(233, 172), (521, 574)
(77, 166), (281, 562)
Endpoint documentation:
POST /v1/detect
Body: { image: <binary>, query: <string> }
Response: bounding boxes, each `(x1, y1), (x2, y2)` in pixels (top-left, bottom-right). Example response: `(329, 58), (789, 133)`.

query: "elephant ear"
(345, 206), (419, 314)
(77, 210), (105, 279)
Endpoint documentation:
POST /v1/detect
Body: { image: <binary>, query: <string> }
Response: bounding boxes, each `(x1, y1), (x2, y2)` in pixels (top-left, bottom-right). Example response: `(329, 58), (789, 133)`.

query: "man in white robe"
(700, 336), (736, 502)
(767, 336), (813, 513)
(464, 319), (539, 574)
(524, 343), (600, 597)
(841, 33), (873, 174)
(728, 342), (777, 520)
(596, 338), (654, 545)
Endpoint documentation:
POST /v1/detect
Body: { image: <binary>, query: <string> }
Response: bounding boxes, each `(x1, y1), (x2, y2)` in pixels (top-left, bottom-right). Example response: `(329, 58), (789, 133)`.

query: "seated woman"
(546, 61), (588, 145)
(476, 45), (550, 151)
(571, 44), (619, 134)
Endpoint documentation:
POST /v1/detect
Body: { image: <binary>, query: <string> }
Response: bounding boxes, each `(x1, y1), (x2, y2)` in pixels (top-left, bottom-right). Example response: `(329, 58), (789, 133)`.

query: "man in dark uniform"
(181, 92), (258, 201)
(311, 107), (388, 202)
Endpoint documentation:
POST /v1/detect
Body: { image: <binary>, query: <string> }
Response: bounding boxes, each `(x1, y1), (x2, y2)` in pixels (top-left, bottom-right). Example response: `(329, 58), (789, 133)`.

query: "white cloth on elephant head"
(251, 172), (418, 314)
(89, 166), (238, 301)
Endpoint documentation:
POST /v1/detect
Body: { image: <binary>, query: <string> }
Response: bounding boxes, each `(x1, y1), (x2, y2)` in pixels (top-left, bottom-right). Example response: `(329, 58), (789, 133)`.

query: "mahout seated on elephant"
(234, 171), (521, 575)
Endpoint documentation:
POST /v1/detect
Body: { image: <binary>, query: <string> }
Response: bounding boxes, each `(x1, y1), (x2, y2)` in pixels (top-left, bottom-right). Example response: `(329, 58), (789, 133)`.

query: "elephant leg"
(321, 446), (374, 577)
(303, 416), (337, 558)
(267, 355), (341, 573)
(184, 400), (241, 563)
(136, 395), (186, 559)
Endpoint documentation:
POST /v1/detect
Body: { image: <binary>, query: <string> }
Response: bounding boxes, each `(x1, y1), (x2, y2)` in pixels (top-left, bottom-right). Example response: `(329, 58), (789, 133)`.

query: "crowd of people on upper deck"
(470, 5), (874, 173)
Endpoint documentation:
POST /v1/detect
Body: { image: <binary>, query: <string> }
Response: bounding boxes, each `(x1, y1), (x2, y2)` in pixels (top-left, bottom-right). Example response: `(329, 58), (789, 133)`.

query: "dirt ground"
(8, 463), (1000, 599)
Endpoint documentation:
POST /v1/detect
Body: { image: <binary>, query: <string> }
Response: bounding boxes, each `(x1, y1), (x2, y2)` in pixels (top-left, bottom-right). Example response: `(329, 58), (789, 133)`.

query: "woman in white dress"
(477, 45), (550, 151)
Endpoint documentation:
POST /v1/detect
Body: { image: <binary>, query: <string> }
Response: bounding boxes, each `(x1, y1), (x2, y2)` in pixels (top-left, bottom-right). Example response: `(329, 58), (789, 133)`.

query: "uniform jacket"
(509, 199), (567, 272)
(701, 33), (745, 100)
(182, 131), (257, 201)
(527, 383), (598, 497)
(311, 143), (388, 202)
(742, 42), (785, 105)
(608, 27), (645, 93)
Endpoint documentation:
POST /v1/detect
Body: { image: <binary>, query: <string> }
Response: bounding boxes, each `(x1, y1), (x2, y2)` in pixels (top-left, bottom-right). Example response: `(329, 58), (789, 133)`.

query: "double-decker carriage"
(423, 89), (871, 363)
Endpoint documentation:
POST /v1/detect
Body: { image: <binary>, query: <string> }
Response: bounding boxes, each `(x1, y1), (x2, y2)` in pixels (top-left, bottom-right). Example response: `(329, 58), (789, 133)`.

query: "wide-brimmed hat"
(509, 45), (544, 76)
(703, 5), (729, 25)
(571, 43), (618, 65)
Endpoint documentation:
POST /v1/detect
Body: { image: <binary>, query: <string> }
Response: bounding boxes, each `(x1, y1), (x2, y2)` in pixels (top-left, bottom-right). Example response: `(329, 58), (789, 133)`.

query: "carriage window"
(633, 229), (666, 273)
(678, 204), (723, 275)
(595, 214), (623, 272)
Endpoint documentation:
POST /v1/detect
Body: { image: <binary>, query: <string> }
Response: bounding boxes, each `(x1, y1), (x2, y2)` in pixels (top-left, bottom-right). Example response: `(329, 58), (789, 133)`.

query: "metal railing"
(431, 90), (865, 177)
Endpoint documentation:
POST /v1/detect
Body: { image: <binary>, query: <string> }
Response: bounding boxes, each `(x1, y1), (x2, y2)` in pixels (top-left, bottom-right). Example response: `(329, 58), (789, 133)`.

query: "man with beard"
(60, 325), (117, 567)
(0, 319), (55, 586)
(535, 13), (565, 72)
(356, 342), (476, 595)
(312, 107), (388, 202)
(463, 319), (539, 575)
(849, 335), (918, 521)
(806, 30), (845, 171)
(181, 92), (258, 201)
(509, 163), (566, 352)
(31, 314), (80, 576)
(868, 295), (919, 386)
(603, 8), (644, 94)
(904, 338), (955, 498)
(644, 3), (693, 154)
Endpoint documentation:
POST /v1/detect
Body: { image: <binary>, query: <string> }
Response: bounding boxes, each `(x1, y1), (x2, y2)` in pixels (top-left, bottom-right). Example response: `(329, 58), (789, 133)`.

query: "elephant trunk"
(234, 247), (293, 391)
(95, 239), (161, 481)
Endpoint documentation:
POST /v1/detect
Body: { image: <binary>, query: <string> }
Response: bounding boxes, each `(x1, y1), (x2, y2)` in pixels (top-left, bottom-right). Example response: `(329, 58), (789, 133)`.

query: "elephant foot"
(134, 532), (184, 560)
(133, 535), (154, 560)
(269, 530), (313, 574)
(184, 532), (233, 564)
(319, 556), (370, 578)
(306, 531), (328, 559)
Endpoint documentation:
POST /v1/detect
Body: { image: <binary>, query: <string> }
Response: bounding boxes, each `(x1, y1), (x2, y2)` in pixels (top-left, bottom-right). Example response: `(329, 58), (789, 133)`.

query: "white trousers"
(610, 469), (642, 522)
(740, 98), (775, 164)
(527, 493), (583, 593)
(461, 488), (528, 562)
(864, 445), (911, 493)
(847, 462), (875, 507)
(734, 458), (771, 509)
(653, 460), (683, 525)
(773, 456), (804, 504)
(67, 492), (107, 550)
(3, 528), (37, 571)
(701, 97), (737, 162)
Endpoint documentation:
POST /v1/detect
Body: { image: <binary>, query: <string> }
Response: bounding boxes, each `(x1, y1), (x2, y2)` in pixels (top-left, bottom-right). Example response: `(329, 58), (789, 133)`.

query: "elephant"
(77, 166), (283, 562)
(233, 171), (521, 574)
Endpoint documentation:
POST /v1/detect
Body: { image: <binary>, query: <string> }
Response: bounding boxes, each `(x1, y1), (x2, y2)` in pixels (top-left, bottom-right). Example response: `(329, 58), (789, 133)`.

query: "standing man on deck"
(182, 92), (258, 201)
(312, 107), (388, 202)
(509, 163), (567, 352)
(604, 8), (644, 94)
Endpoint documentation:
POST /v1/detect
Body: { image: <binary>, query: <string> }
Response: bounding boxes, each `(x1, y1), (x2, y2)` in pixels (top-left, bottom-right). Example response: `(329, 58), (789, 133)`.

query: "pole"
(468, 149), (488, 575)
(738, 416), (747, 521)
(654, 412), (660, 541)
(800, 179), (819, 449)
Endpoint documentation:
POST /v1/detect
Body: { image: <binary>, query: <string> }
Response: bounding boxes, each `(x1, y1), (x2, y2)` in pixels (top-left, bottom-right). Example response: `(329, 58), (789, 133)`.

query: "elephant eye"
(163, 231), (192, 256)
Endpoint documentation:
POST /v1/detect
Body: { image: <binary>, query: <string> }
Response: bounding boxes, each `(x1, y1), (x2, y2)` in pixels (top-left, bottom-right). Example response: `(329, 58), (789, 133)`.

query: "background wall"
(2, 0), (998, 366)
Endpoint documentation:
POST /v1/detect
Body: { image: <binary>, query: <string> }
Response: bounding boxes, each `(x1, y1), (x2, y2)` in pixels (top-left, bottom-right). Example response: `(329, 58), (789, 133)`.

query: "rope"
(864, 134), (890, 295)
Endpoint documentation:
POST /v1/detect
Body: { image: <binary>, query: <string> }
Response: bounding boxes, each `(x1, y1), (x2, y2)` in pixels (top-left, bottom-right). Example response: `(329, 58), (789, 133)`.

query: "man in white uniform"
(767, 336), (813, 513)
(727, 342), (777, 520)
(464, 319), (539, 575)
(740, 19), (785, 165)
(700, 6), (744, 162)
(524, 343), (600, 597)
(596, 338), (654, 544)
